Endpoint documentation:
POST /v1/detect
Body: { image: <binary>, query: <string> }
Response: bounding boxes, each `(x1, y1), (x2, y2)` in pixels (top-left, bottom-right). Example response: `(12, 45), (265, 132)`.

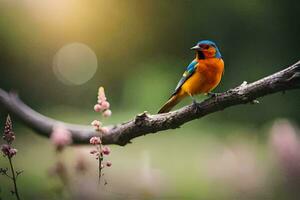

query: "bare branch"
(1, 61), (300, 146)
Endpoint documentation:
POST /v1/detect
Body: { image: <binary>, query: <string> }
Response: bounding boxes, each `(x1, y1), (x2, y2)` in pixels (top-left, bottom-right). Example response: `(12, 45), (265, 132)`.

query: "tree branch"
(1, 61), (300, 146)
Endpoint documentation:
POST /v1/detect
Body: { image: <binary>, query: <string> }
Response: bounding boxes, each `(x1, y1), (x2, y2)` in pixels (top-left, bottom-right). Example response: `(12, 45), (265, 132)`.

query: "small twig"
(0, 169), (13, 179)
(16, 170), (24, 179)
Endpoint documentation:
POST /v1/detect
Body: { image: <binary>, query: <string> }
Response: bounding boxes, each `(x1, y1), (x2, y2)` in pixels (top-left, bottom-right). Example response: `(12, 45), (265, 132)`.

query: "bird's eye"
(200, 44), (210, 49)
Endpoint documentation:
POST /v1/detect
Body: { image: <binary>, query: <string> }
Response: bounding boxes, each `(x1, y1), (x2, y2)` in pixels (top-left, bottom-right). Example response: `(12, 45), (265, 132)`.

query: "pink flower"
(3, 115), (15, 144)
(1, 144), (17, 158)
(50, 125), (72, 151)
(9, 148), (17, 157)
(94, 104), (102, 112)
(98, 87), (107, 102)
(90, 137), (101, 145)
(102, 109), (112, 118)
(101, 101), (110, 110)
(106, 161), (112, 167)
(102, 146), (111, 155)
(91, 120), (102, 127)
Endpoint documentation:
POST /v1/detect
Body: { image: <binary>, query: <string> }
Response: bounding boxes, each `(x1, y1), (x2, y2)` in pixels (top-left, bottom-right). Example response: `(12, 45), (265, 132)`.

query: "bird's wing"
(172, 60), (198, 95)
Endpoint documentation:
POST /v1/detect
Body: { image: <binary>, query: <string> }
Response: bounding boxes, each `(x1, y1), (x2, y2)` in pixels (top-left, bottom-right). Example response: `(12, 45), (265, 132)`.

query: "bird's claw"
(207, 92), (220, 97)
(192, 99), (201, 112)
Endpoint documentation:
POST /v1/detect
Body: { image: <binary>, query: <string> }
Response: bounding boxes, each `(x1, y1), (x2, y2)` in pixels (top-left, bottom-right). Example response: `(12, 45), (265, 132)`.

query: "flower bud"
(9, 148), (17, 157)
(98, 87), (107, 102)
(91, 120), (102, 128)
(1, 144), (10, 156)
(106, 161), (112, 167)
(3, 115), (15, 144)
(101, 101), (110, 110)
(102, 109), (112, 118)
(102, 146), (111, 155)
(94, 104), (102, 112)
(90, 137), (101, 145)
(1, 144), (17, 158)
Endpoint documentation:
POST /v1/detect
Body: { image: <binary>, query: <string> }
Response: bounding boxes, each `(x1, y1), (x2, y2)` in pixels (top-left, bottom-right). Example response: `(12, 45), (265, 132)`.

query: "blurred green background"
(1, 0), (300, 199)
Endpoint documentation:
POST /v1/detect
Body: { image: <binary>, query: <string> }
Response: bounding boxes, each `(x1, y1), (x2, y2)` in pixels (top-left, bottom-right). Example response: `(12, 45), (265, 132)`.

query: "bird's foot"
(189, 95), (198, 104)
(192, 99), (200, 112)
(206, 92), (220, 98)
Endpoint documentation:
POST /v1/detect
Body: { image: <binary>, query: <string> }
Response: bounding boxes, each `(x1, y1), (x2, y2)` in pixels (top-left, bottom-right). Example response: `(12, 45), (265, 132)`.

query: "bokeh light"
(53, 43), (98, 85)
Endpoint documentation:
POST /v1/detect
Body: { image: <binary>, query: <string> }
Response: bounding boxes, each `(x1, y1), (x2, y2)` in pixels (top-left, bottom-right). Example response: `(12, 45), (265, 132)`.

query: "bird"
(158, 40), (224, 113)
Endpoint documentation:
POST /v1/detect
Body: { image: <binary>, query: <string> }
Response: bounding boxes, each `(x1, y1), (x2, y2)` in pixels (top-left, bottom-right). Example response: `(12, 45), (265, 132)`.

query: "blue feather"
(197, 40), (222, 58)
(172, 60), (198, 95)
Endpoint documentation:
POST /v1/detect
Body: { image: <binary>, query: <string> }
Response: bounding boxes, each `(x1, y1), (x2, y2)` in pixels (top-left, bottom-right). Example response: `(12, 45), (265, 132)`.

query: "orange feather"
(158, 57), (224, 113)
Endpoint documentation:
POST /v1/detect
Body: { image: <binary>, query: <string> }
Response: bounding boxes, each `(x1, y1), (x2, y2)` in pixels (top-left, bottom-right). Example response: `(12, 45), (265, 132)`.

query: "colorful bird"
(158, 40), (224, 113)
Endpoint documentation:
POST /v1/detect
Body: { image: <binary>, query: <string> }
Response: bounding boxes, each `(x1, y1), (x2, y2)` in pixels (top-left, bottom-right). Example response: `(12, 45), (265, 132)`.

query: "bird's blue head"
(191, 40), (222, 59)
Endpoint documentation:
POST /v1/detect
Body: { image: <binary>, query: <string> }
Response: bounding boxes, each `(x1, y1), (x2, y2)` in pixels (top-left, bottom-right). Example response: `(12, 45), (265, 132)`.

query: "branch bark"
(1, 61), (300, 146)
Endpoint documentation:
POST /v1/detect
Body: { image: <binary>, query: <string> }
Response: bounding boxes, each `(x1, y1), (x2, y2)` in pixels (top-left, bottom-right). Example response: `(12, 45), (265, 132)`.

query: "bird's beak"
(190, 45), (201, 50)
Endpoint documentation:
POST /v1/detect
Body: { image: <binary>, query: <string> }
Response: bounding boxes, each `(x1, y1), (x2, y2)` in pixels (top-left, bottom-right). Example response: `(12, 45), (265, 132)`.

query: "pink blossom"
(90, 136), (101, 145)
(101, 101), (110, 110)
(1, 144), (17, 158)
(106, 161), (112, 167)
(102, 109), (112, 118)
(102, 146), (111, 155)
(50, 125), (72, 151)
(91, 120), (102, 127)
(98, 87), (107, 102)
(3, 115), (15, 144)
(9, 148), (17, 157)
(94, 104), (102, 112)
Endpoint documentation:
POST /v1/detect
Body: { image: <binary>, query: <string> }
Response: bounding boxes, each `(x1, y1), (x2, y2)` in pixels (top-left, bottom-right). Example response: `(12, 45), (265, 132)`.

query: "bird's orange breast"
(181, 58), (224, 95)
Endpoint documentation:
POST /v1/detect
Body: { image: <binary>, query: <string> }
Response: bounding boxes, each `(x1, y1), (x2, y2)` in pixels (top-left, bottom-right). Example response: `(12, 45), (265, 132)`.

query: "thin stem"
(8, 157), (20, 200)
(97, 133), (105, 185)
(98, 145), (103, 185)
(98, 146), (101, 184)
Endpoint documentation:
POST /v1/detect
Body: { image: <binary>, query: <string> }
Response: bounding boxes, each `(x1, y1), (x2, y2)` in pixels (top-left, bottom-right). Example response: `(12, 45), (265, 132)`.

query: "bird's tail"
(158, 92), (185, 113)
